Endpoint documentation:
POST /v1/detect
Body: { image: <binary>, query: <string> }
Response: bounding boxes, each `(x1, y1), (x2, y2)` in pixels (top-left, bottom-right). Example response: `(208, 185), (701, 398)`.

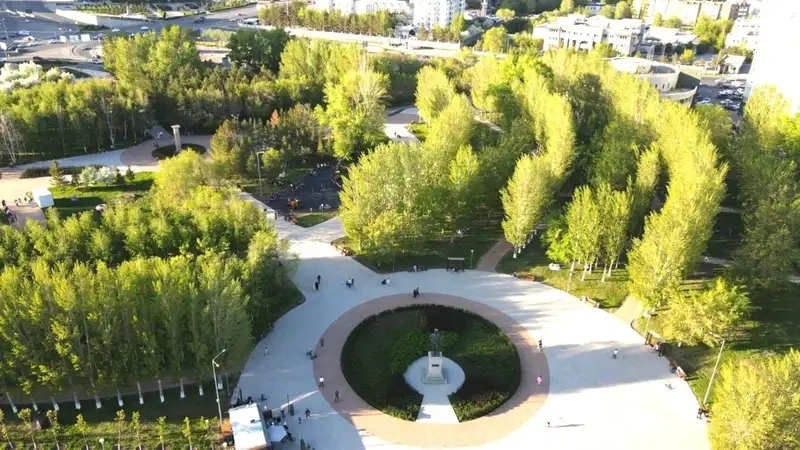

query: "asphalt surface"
(696, 75), (746, 119)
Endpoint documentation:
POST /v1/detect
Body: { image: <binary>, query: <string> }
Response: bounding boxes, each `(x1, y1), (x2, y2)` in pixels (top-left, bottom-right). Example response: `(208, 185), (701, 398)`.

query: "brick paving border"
(311, 293), (549, 447)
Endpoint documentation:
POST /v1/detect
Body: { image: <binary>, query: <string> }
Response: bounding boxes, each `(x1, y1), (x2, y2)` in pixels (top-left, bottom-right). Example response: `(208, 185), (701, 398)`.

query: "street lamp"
(212, 349), (227, 427)
(255, 150), (265, 197)
(98, 438), (105, 450)
(470, 249), (474, 269)
(703, 333), (726, 406)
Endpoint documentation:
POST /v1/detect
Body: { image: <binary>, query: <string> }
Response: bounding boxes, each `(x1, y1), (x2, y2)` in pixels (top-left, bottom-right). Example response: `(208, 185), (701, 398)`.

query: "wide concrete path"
(235, 213), (710, 450)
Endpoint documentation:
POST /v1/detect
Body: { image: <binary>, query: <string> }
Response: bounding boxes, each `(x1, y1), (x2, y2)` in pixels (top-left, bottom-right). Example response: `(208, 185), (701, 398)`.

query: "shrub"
(78, 166), (116, 186)
(21, 165), (96, 179)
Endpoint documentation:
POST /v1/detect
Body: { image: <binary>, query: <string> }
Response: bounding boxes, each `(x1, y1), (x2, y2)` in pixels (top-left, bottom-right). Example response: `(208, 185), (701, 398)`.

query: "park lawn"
(633, 280), (800, 406)
(496, 239), (630, 309)
(294, 211), (337, 228)
(50, 173), (155, 217)
(334, 215), (504, 273)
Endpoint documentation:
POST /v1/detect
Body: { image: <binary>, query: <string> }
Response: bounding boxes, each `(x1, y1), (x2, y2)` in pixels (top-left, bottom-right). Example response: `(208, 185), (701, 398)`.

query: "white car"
(24, 19), (30, 23)
(141, 26), (150, 31)
(111, 28), (120, 32)
(48, 38), (58, 44)
(17, 30), (30, 36)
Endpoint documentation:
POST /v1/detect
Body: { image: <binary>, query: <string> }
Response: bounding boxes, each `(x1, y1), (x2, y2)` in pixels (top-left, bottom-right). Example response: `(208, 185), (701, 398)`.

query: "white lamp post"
(212, 349), (227, 426)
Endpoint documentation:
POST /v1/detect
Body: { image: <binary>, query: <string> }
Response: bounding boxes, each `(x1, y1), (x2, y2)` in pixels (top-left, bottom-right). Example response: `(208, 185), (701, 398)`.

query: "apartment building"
(633, 0), (747, 24)
(314, 0), (411, 15)
(724, 18), (759, 49)
(532, 15), (646, 56)
(412, 0), (466, 28)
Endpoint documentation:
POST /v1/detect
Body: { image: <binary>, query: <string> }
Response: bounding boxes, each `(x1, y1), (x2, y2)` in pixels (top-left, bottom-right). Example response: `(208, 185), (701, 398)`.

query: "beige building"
(724, 18), (759, 49)
(633, 0), (745, 24)
(532, 15), (646, 56)
(610, 57), (697, 104)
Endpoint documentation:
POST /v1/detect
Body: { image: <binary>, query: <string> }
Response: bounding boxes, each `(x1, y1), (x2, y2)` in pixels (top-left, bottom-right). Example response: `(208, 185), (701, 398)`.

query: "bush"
(152, 144), (207, 160)
(20, 166), (89, 179)
(78, 166), (116, 186)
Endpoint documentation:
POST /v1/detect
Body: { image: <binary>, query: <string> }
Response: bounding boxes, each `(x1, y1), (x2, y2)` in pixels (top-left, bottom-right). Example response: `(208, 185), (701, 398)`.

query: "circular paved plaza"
(235, 216), (710, 450)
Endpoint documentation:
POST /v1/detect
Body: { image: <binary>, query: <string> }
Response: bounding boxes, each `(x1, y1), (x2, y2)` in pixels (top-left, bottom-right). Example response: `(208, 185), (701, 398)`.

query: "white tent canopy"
(31, 188), (54, 209)
(229, 403), (269, 450)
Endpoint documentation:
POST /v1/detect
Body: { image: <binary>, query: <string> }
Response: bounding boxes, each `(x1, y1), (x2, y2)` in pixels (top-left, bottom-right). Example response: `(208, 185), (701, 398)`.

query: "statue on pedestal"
(430, 329), (441, 354)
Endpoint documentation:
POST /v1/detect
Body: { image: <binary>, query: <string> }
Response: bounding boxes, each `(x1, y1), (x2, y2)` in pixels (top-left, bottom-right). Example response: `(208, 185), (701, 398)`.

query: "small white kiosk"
(31, 188), (54, 209)
(229, 403), (270, 450)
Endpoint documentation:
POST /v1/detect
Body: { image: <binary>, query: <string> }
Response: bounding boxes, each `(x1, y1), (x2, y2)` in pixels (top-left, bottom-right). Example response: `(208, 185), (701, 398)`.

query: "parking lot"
(696, 76), (746, 116)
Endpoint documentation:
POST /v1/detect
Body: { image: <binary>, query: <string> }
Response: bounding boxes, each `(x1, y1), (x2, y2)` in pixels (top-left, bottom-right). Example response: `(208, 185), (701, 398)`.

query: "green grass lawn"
(633, 280), (800, 406)
(496, 239), (630, 309)
(333, 214), (504, 273)
(294, 211), (337, 228)
(51, 173), (155, 217)
(341, 305), (520, 422)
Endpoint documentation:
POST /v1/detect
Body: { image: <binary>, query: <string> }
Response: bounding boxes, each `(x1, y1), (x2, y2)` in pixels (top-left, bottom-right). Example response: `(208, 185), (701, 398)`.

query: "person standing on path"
(613, 348), (619, 359)
(319, 337), (324, 347)
(314, 281), (319, 291)
(318, 377), (324, 387)
(537, 375), (543, 386)
(317, 274), (321, 284)
(264, 346), (269, 356)
(538, 339), (543, 351)
(334, 390), (340, 403)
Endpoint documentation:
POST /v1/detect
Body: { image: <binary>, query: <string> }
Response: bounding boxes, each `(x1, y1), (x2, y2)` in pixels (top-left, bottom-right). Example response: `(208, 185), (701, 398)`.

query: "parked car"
(17, 30), (31, 36)
(48, 38), (58, 44)
(193, 16), (206, 23)
(111, 28), (121, 32)
(141, 26), (150, 31)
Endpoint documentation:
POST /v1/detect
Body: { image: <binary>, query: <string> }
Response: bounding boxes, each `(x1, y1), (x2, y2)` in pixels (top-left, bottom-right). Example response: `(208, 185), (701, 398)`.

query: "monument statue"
(424, 329), (446, 384)
(430, 329), (441, 353)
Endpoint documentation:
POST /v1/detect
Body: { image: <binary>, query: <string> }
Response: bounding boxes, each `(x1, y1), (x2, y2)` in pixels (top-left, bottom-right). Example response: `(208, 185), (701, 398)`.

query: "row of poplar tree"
(0, 152), (294, 399)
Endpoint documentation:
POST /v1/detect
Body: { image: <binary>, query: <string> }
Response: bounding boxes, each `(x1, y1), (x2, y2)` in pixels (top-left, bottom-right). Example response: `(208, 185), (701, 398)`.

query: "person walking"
(314, 281), (319, 291)
(613, 348), (619, 359)
(537, 375), (543, 386)
(334, 390), (340, 403)
(317, 275), (321, 284)
(305, 408), (311, 419)
(538, 339), (543, 351)
(318, 377), (324, 387)
(264, 346), (269, 356)
(319, 337), (324, 347)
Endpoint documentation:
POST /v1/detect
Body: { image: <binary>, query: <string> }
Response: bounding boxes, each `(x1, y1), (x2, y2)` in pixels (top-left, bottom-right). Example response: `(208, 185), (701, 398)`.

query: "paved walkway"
(234, 215), (710, 450)
(475, 239), (513, 272)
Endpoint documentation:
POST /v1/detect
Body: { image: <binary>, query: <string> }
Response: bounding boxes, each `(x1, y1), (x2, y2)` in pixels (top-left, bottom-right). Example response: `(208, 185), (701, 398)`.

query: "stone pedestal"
(423, 351), (446, 384)
(172, 125), (181, 153)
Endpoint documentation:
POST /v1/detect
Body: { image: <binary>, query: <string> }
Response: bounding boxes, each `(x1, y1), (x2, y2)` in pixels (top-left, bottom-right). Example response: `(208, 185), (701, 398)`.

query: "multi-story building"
(609, 57), (697, 104)
(314, 0), (412, 15)
(744, 0), (800, 114)
(412, 0), (466, 28)
(724, 18), (759, 49)
(532, 15), (646, 56)
(633, 0), (745, 24)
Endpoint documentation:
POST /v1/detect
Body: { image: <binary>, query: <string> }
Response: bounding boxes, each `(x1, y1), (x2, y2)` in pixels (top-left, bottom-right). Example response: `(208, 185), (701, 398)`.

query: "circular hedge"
(341, 304), (521, 422)
(152, 143), (207, 160)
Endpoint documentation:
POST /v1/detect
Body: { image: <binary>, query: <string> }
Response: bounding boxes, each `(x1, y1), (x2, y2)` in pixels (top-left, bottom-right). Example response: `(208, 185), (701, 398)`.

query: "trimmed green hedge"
(152, 143), (207, 160)
(20, 165), (93, 179)
(341, 304), (520, 422)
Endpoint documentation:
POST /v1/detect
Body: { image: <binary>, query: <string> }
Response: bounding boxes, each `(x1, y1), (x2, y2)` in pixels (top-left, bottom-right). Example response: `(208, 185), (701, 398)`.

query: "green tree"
(710, 350), (800, 449)
(415, 66), (456, 123)
(652, 12), (664, 26)
(661, 278), (750, 345)
(130, 411), (142, 450)
(496, 8), (516, 19)
(260, 148), (283, 184)
(480, 27), (509, 53)
(695, 104), (733, 155)
(17, 409), (35, 449)
(598, 4), (615, 18)
(445, 145), (481, 238)
(0, 409), (9, 448)
(501, 155), (553, 256)
(50, 160), (65, 187)
(228, 28), (290, 73)
(318, 67), (389, 160)
(614, 1), (632, 19)
(664, 15), (682, 28)
(115, 409), (126, 450)
(46, 409), (60, 450)
(595, 183), (631, 281)
(156, 416), (167, 450)
(183, 417), (193, 450)
(591, 42), (618, 58)
(74, 414), (89, 450)
(559, 0), (575, 13)
(679, 48), (696, 65)
(565, 186), (601, 280)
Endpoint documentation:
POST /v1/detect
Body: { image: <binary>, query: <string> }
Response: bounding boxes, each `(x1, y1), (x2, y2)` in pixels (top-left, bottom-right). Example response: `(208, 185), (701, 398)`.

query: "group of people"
(2, 200), (17, 223)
